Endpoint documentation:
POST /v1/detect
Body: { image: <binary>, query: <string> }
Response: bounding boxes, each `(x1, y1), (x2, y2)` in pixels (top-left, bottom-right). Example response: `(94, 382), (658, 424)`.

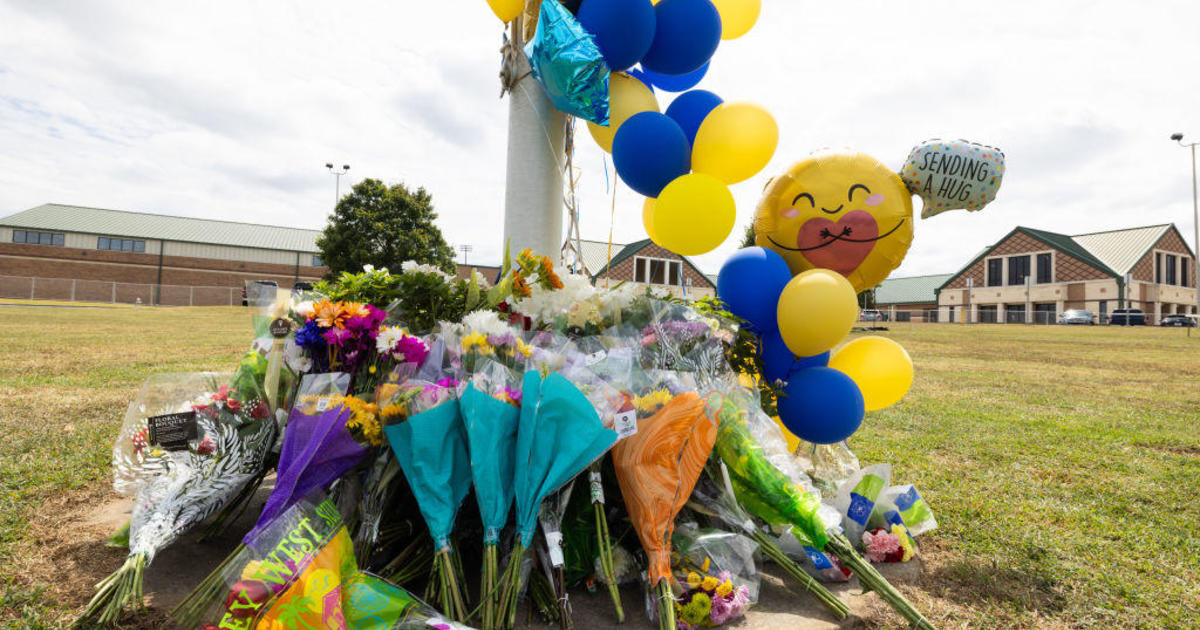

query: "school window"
(634, 256), (681, 285)
(987, 258), (1003, 287)
(312, 255), (324, 267)
(1008, 255), (1030, 286)
(1036, 253), (1052, 284)
(1165, 255), (1177, 285)
(98, 237), (146, 253)
(13, 230), (64, 246)
(977, 305), (998, 323)
(1156, 253), (1163, 283)
(1182, 259), (1190, 287)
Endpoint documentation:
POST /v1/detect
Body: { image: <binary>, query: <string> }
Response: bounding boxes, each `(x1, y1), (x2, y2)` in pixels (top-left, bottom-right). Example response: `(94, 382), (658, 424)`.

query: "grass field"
(1, 305), (1198, 628)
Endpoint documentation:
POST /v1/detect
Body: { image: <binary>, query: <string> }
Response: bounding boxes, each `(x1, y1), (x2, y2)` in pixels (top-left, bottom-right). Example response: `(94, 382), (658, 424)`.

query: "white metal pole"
(1190, 143), (1198, 322)
(502, 15), (566, 260)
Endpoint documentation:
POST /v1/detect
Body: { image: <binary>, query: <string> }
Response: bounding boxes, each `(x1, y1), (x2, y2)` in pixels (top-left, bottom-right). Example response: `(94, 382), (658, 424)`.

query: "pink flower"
(709, 595), (734, 625)
(196, 435), (216, 455)
(392, 335), (429, 366)
(863, 528), (902, 563)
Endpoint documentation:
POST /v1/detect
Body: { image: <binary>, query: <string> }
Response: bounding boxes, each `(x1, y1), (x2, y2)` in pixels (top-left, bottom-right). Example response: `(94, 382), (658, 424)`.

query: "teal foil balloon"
(525, 0), (610, 125)
(900, 139), (1005, 218)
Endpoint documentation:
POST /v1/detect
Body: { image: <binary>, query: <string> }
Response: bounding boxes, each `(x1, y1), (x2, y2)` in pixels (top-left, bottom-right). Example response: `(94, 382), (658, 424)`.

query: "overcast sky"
(2, 0), (1199, 276)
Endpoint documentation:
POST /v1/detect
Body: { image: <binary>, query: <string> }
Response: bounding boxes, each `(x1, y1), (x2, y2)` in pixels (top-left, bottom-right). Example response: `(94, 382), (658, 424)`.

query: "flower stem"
(593, 500), (625, 623)
(73, 552), (146, 627)
(825, 533), (935, 629)
(170, 543), (246, 628)
(654, 580), (675, 630)
(748, 530), (848, 619)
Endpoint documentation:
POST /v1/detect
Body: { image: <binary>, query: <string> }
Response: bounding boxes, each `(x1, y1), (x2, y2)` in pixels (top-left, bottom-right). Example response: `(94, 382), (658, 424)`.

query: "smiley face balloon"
(754, 151), (914, 292)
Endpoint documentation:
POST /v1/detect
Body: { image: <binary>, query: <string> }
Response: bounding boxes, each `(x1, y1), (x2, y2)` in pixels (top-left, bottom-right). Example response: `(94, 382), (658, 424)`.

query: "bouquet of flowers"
(496, 370), (619, 630)
(293, 298), (388, 383)
(181, 494), (474, 630)
(458, 357), (523, 630)
(612, 371), (719, 630)
(670, 523), (759, 629)
(383, 349), (472, 622)
(81, 358), (276, 625)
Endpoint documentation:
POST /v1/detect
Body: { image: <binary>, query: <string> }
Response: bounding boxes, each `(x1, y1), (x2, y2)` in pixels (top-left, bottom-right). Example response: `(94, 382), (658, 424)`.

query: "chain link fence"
(0, 275), (244, 306)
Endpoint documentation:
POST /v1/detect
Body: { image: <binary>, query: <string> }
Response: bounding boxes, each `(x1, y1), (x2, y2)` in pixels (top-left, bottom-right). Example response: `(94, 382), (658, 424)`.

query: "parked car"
(291, 281), (314, 294)
(1160, 314), (1197, 327)
(859, 309), (886, 322)
(1057, 309), (1096, 325)
(1108, 308), (1146, 326)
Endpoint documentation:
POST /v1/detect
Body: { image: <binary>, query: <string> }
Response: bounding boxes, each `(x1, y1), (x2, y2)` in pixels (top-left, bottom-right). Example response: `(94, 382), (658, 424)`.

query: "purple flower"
(437, 377), (459, 389)
(487, 332), (516, 347)
(501, 386), (522, 403)
(294, 320), (326, 350)
(709, 596), (733, 625)
(393, 335), (430, 366)
(323, 326), (353, 347)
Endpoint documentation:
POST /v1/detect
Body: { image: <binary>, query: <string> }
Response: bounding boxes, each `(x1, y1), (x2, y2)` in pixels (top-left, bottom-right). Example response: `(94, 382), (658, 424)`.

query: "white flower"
(363, 264), (375, 273)
(400, 260), (452, 281)
(294, 300), (315, 319)
(376, 325), (407, 355)
(461, 309), (513, 337)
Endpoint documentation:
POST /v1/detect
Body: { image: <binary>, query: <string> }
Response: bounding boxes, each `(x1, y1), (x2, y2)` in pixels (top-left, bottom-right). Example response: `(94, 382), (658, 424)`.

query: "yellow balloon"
(772, 415), (801, 453)
(829, 337), (913, 411)
(643, 197), (659, 243)
(754, 151), (914, 292)
(712, 0), (761, 39)
(692, 102), (778, 184)
(652, 174), (735, 256)
(486, 0), (523, 22)
(776, 269), (858, 357)
(587, 73), (659, 153)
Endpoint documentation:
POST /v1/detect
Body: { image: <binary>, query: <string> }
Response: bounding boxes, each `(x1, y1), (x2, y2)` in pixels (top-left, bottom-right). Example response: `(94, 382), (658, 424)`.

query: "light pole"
(326, 163), (350, 207)
(1170, 133), (1200, 325)
(459, 244), (473, 266)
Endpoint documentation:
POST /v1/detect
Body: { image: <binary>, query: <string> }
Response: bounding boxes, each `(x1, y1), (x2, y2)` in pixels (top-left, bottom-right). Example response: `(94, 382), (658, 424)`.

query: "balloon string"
(605, 178), (618, 290)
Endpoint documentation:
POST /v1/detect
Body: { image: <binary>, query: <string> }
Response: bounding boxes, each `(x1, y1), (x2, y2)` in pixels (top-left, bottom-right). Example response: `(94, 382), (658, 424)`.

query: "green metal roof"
(1071, 224), (1181, 275)
(587, 239), (715, 288)
(1019, 227), (1119, 276)
(874, 273), (954, 305)
(1, 204), (322, 252)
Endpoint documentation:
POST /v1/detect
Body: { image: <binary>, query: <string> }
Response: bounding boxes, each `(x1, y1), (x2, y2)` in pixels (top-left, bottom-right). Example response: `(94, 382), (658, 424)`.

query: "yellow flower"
(701, 575), (719, 592)
(343, 396), (383, 446)
(368, 365), (377, 374)
(462, 332), (489, 351)
(701, 557), (710, 573)
(516, 339), (534, 359)
(893, 524), (915, 562)
(380, 403), (406, 420)
(715, 580), (733, 598)
(634, 389), (672, 414)
(240, 560), (264, 581)
(685, 572), (702, 589)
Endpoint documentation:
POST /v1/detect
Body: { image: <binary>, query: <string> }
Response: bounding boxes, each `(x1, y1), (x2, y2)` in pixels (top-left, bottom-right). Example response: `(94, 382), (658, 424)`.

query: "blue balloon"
(577, 0), (656, 72)
(717, 246), (792, 332)
(666, 88), (722, 151)
(612, 112), (691, 198)
(640, 0), (722, 76)
(777, 367), (865, 445)
(639, 62), (709, 92)
(761, 329), (829, 383)
(628, 67), (656, 91)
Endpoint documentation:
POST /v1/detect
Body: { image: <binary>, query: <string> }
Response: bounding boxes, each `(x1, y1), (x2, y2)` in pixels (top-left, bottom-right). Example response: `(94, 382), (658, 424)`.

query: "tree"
(739, 222), (757, 248)
(316, 178), (456, 277)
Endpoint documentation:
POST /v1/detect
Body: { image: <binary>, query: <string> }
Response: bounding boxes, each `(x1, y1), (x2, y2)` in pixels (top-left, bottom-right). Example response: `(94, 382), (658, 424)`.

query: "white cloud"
(1, 0), (1199, 279)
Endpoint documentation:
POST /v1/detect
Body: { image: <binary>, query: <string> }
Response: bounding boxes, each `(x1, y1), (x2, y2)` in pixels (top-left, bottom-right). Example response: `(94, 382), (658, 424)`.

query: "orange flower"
(312, 299), (346, 329)
(540, 256), (564, 289)
(344, 302), (370, 319)
(512, 272), (532, 298)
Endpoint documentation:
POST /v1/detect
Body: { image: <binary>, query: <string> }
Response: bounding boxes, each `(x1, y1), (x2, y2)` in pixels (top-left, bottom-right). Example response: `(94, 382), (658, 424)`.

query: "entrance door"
(1005, 304), (1026, 324)
(1099, 300), (1107, 323)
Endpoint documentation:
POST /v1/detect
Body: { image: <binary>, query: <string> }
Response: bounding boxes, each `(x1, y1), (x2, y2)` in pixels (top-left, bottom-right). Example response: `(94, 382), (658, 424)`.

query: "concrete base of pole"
(503, 55), (565, 260)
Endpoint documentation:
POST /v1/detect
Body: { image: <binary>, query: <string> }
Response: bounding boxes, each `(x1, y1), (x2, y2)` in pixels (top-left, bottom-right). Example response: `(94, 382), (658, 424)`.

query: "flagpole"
(502, 6), (565, 261)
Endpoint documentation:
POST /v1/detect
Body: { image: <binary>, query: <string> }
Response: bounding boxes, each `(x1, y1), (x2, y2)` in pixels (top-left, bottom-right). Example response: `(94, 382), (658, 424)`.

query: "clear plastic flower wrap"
(112, 372), (232, 497)
(522, 329), (574, 375)
(179, 495), (474, 630)
(670, 522), (760, 629)
(637, 299), (732, 375)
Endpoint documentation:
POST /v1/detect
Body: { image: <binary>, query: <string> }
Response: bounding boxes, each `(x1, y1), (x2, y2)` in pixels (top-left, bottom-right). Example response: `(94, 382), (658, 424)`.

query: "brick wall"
(0, 242), (325, 289)
(943, 230), (1111, 289)
(1129, 228), (1196, 287)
